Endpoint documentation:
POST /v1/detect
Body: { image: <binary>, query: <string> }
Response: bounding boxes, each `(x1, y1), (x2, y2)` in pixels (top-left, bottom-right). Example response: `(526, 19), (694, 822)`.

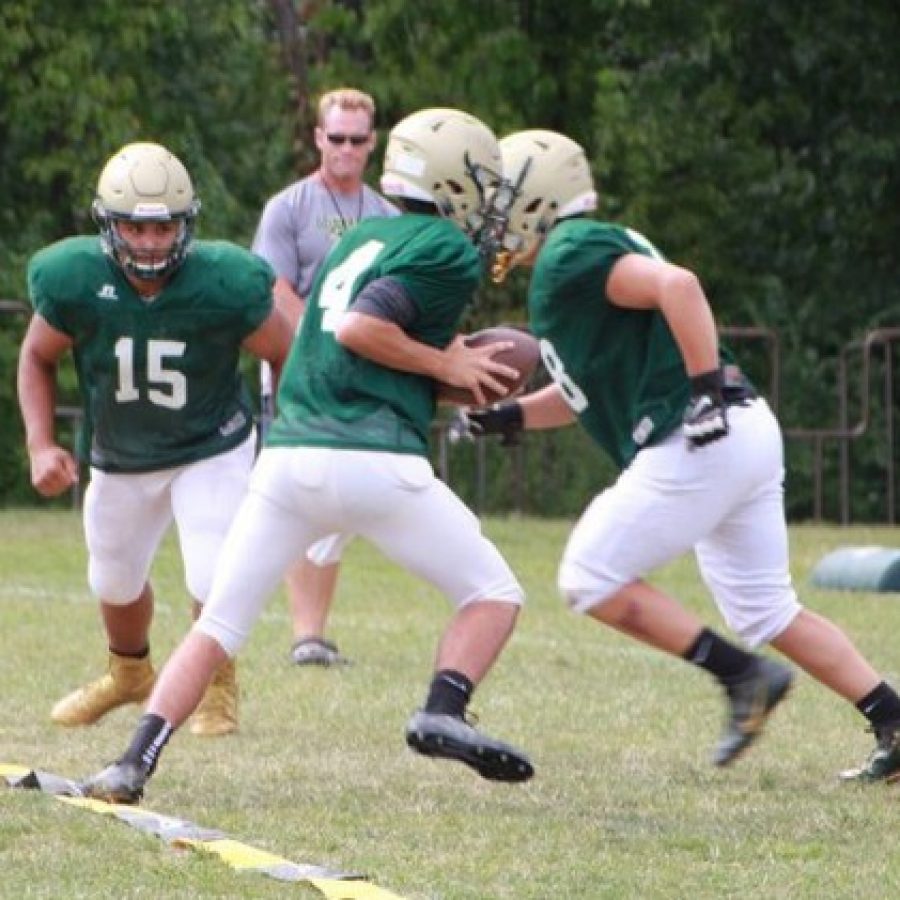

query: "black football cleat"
(81, 760), (147, 805)
(712, 657), (794, 766)
(839, 723), (900, 783)
(405, 710), (534, 783)
(289, 637), (351, 667)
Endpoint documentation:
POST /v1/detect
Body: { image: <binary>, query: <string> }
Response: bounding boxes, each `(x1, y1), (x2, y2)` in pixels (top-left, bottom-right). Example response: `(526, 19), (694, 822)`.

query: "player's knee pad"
(559, 584), (615, 615)
(458, 584), (525, 609)
(185, 567), (214, 607)
(492, 581), (526, 607)
(306, 533), (350, 567)
(558, 560), (619, 615)
(723, 599), (803, 649)
(88, 559), (148, 605)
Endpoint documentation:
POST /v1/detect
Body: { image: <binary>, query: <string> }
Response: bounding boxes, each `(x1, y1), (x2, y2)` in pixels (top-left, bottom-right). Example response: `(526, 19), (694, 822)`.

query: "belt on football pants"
(721, 364), (758, 407)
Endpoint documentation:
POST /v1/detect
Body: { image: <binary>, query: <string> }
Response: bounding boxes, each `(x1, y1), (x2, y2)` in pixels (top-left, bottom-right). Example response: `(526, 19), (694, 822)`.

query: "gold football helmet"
(92, 142), (201, 279)
(492, 130), (597, 280)
(380, 108), (501, 239)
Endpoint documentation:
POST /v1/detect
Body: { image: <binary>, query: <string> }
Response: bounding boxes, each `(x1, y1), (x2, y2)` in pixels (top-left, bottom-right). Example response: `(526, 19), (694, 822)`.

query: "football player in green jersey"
(18, 142), (292, 739)
(459, 129), (900, 781)
(81, 109), (534, 804)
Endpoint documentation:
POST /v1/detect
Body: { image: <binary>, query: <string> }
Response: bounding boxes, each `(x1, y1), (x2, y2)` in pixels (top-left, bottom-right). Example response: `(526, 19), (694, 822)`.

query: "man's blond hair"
(317, 88), (376, 129)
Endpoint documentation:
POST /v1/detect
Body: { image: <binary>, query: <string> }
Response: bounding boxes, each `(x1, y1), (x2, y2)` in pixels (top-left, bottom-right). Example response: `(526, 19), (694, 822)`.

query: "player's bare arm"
(241, 307), (294, 395)
(517, 383), (577, 429)
(272, 275), (305, 331)
(606, 253), (719, 377)
(336, 311), (517, 408)
(17, 314), (79, 496)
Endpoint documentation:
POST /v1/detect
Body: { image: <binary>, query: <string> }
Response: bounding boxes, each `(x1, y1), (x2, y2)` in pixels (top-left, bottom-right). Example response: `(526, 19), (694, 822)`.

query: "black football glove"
(683, 368), (729, 449)
(447, 401), (525, 447)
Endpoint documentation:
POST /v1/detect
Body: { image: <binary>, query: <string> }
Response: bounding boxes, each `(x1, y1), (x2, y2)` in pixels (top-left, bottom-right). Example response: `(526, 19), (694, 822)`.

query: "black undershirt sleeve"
(351, 276), (418, 330)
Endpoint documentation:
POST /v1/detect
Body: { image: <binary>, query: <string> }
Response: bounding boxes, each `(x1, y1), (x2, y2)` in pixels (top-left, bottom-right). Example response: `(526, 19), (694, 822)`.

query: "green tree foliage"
(585, 0), (900, 518)
(0, 0), (292, 503)
(0, 0), (291, 280)
(0, 0), (897, 518)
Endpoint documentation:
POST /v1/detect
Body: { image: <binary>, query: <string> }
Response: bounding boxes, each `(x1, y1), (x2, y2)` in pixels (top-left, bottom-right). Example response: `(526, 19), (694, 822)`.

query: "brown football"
(437, 325), (541, 407)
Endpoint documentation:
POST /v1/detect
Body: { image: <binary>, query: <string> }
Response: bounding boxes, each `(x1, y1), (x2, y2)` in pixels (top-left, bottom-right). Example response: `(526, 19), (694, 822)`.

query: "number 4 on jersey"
(318, 240), (384, 333)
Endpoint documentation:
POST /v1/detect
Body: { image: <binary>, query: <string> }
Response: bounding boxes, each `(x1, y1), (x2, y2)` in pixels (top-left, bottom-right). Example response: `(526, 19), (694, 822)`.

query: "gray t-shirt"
(252, 171), (399, 298)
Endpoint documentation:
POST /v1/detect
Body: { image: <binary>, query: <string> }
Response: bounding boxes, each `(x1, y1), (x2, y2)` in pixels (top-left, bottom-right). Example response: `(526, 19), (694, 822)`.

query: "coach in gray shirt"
(253, 87), (399, 668)
(254, 88), (398, 321)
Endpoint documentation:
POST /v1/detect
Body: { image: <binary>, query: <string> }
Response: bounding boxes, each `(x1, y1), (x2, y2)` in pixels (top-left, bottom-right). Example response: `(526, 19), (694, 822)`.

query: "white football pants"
(83, 435), (256, 605)
(559, 399), (801, 647)
(197, 448), (524, 656)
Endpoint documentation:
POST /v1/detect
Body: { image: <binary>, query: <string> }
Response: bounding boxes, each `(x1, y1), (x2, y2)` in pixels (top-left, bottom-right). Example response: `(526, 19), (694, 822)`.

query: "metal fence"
(433, 325), (900, 524)
(780, 328), (900, 524)
(3, 301), (898, 523)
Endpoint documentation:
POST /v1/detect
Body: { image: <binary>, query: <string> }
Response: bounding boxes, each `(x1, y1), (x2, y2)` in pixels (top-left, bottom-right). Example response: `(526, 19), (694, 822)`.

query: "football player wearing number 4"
(252, 87), (401, 669)
(461, 130), (900, 781)
(18, 142), (292, 738)
(81, 109), (534, 804)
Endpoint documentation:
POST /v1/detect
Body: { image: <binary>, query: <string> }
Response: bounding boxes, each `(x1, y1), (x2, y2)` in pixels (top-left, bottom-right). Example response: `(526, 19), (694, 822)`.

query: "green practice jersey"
(28, 236), (274, 472)
(528, 219), (735, 469)
(267, 214), (480, 456)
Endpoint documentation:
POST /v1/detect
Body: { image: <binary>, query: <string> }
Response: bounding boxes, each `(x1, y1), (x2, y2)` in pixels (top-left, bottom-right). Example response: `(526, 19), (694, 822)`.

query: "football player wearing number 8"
(81, 109), (534, 804)
(18, 142), (292, 738)
(462, 129), (900, 780)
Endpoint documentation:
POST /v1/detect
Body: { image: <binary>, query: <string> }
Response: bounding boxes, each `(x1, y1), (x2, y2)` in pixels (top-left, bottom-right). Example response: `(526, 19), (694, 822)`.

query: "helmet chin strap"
(105, 218), (194, 281)
(490, 249), (514, 284)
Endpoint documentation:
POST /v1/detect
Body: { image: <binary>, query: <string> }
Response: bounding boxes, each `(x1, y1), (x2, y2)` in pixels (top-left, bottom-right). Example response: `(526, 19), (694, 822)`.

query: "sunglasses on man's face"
(326, 133), (371, 147)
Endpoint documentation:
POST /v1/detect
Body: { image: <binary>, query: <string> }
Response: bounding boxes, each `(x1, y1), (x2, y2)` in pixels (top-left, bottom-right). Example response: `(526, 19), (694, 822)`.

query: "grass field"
(1, 510), (899, 898)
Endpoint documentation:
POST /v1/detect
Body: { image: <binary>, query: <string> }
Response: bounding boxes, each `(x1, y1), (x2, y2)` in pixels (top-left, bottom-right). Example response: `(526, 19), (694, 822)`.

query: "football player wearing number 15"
(18, 142), (292, 738)
(80, 109), (533, 804)
(464, 130), (900, 781)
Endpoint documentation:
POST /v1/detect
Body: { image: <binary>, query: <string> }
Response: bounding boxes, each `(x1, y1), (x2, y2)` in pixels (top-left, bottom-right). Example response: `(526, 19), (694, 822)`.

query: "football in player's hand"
(437, 325), (541, 407)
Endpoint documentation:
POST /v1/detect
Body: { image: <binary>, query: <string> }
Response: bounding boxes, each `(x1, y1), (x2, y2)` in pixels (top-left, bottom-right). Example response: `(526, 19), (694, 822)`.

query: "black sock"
(121, 713), (174, 776)
(684, 627), (756, 687)
(424, 669), (474, 718)
(110, 645), (149, 660)
(856, 682), (900, 731)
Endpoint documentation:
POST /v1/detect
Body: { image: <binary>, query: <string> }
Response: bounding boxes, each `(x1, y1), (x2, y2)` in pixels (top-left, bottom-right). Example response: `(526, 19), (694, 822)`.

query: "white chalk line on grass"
(0, 583), (288, 625)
